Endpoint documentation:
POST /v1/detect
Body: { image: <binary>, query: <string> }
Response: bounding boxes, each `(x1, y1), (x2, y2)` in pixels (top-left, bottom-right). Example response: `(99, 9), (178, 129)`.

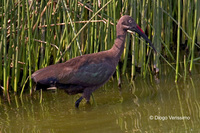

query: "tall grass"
(0, 0), (199, 97)
(175, 0), (181, 83)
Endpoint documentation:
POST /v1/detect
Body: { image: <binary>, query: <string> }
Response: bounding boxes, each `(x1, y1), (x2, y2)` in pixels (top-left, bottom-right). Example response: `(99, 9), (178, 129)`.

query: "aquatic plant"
(0, 0), (199, 97)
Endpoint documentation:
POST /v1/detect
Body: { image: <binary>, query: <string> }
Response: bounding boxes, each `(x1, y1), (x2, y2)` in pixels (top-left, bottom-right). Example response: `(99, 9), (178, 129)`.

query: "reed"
(175, 0), (181, 83)
(131, 0), (137, 79)
(25, 0), (33, 94)
(153, 0), (161, 75)
(189, 0), (197, 73)
(198, 0), (200, 44)
(2, 0), (8, 95)
(0, 0), (199, 97)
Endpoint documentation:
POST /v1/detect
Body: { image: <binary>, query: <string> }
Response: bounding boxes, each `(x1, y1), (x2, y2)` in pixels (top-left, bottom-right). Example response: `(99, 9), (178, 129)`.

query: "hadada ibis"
(31, 15), (157, 108)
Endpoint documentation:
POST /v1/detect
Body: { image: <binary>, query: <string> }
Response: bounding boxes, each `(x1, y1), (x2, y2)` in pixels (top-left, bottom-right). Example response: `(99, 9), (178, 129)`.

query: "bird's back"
(32, 51), (116, 91)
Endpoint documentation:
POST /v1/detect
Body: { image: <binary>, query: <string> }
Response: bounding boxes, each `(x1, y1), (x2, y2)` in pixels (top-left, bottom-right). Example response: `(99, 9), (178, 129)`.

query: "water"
(1, 72), (200, 132)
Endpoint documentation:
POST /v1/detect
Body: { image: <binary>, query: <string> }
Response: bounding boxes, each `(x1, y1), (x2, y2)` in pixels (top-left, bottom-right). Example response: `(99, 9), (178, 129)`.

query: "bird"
(31, 15), (157, 108)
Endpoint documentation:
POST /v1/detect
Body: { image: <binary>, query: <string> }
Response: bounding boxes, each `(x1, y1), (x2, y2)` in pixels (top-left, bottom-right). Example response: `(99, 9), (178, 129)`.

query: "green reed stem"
(44, 2), (53, 67)
(14, 0), (21, 93)
(3, 0), (8, 95)
(105, 2), (110, 50)
(186, 0), (192, 53)
(20, 0), (26, 87)
(131, 0), (137, 79)
(0, 35), (2, 82)
(189, 0), (197, 73)
(197, 0), (200, 44)
(93, 0), (98, 53)
(20, 76), (29, 98)
(182, 0), (186, 44)
(10, 0), (15, 89)
(184, 55), (187, 82)
(90, 1), (95, 53)
(162, 0), (171, 56)
(26, 0), (33, 93)
(141, 0), (146, 77)
(122, 34), (130, 74)
(153, 0), (161, 74)
(175, 0), (181, 83)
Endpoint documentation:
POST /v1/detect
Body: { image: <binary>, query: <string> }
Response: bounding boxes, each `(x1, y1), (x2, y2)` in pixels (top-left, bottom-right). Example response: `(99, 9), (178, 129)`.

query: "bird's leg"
(82, 89), (92, 103)
(75, 96), (83, 108)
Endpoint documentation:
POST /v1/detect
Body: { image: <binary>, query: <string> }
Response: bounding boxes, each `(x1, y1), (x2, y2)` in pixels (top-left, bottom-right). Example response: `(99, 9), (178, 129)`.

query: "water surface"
(0, 72), (200, 132)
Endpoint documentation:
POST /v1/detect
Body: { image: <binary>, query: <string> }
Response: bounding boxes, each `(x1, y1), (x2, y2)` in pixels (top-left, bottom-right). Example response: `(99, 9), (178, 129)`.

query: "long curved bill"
(128, 25), (157, 53)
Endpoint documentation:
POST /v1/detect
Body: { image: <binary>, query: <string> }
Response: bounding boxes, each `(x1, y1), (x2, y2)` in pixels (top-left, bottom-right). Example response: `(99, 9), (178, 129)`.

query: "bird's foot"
(75, 96), (83, 108)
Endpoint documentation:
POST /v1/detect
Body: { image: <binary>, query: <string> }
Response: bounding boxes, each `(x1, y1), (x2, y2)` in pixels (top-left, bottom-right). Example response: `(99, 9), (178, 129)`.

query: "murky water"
(1, 70), (200, 132)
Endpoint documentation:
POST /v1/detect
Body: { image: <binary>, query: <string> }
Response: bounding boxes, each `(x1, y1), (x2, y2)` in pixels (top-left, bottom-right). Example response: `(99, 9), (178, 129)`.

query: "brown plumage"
(31, 15), (156, 107)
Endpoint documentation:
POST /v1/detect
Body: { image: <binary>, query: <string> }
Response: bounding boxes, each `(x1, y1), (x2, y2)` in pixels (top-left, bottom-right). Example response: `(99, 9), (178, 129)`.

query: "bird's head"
(117, 15), (157, 53)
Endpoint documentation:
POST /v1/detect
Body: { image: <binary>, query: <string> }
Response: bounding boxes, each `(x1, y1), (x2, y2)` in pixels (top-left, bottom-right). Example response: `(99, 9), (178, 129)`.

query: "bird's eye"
(128, 20), (132, 23)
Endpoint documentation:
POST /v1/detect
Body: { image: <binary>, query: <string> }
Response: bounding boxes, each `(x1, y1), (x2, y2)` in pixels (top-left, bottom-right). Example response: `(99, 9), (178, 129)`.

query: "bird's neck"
(109, 32), (127, 62)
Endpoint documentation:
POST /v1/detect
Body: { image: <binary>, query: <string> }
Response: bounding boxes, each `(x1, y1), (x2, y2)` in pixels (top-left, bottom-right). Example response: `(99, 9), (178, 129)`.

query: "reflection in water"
(0, 74), (200, 132)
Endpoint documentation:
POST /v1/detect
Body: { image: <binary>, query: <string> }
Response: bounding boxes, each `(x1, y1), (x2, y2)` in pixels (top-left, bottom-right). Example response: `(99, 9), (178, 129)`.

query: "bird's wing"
(59, 61), (115, 86)
(31, 63), (72, 85)
(32, 53), (116, 87)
